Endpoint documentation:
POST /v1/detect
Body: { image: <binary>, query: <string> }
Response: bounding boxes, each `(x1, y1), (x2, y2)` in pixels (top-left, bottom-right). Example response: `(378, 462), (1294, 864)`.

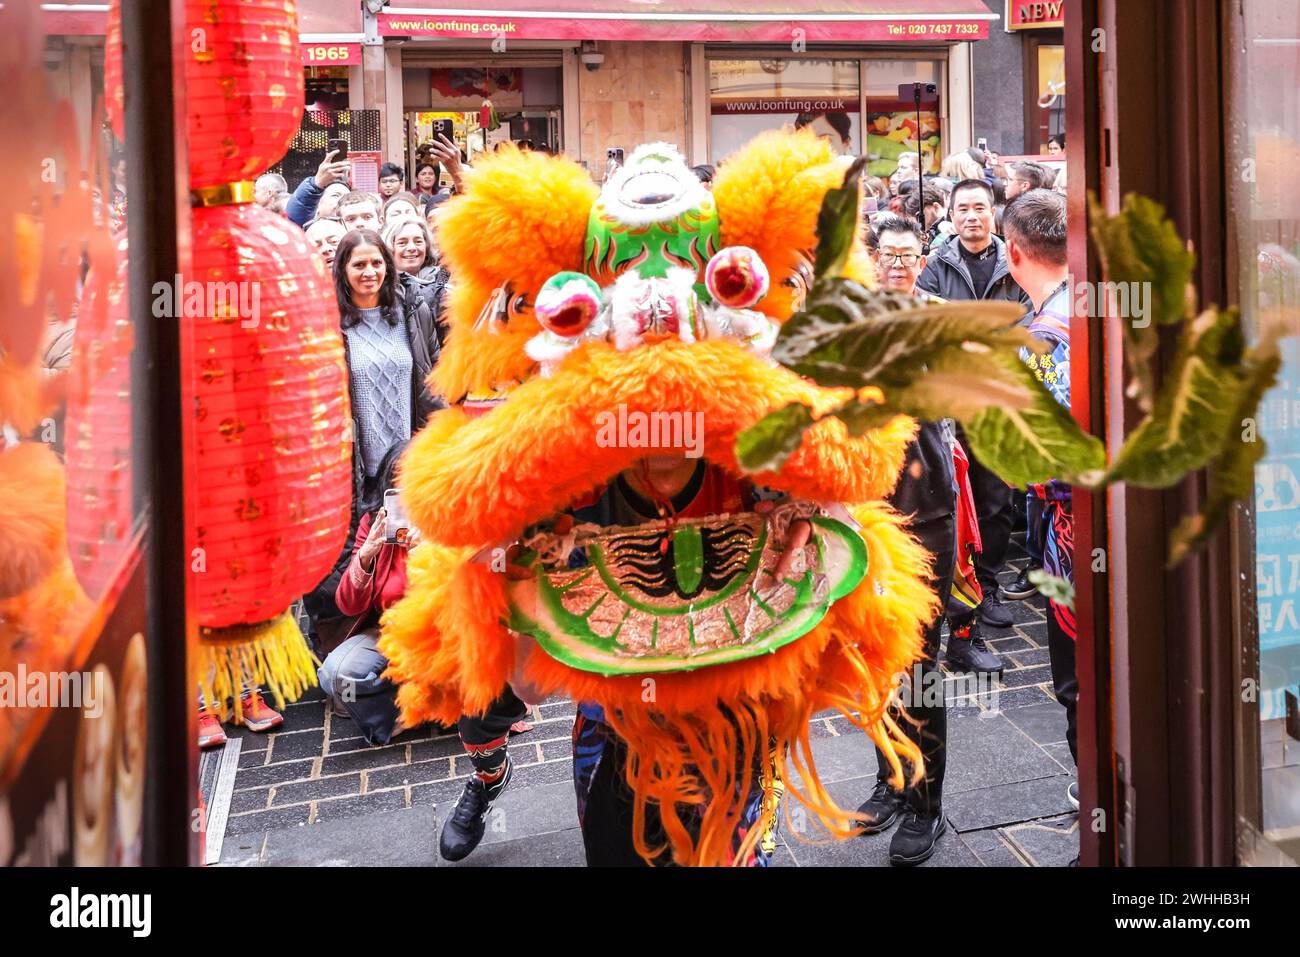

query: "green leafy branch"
(736, 161), (1280, 578)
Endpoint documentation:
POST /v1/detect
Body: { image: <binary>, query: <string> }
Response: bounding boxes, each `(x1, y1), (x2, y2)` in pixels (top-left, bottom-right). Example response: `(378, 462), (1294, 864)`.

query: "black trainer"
(856, 781), (905, 835)
(438, 755), (513, 862)
(1002, 566), (1040, 601)
(977, 592), (1014, 627)
(944, 624), (1003, 676)
(889, 807), (947, 866)
(1067, 780), (1079, 810)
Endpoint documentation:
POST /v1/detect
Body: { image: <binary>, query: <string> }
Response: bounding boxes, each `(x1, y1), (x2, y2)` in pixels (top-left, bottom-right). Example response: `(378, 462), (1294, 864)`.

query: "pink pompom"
(705, 246), (770, 309)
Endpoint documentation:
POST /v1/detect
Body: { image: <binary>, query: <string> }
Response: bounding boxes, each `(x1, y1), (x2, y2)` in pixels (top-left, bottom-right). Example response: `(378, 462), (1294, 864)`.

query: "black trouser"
(876, 515), (956, 815)
(958, 429), (1014, 597)
(581, 731), (665, 867)
(1046, 609), (1078, 765)
(458, 687), (528, 784)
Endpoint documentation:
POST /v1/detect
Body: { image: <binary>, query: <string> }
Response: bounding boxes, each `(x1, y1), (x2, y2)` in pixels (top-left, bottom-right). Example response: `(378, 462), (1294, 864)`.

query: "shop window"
(708, 58), (860, 164)
(1025, 39), (1065, 154)
(1229, 1), (1300, 864)
(862, 59), (942, 178)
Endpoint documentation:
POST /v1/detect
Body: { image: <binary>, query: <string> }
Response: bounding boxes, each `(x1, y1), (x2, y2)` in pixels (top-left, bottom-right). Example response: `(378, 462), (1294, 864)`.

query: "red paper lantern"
(185, 0), (304, 188)
(103, 4), (124, 141)
(188, 202), (351, 627)
(103, 0), (304, 184)
(65, 235), (134, 598)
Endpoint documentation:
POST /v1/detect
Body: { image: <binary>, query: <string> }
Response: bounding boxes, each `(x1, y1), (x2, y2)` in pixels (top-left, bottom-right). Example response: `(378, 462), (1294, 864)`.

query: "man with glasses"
(856, 214), (973, 864)
(1005, 160), (1056, 204)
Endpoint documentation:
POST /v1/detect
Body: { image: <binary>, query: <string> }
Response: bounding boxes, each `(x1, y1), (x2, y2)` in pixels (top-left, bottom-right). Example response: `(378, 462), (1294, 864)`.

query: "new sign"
(1005, 0), (1065, 30)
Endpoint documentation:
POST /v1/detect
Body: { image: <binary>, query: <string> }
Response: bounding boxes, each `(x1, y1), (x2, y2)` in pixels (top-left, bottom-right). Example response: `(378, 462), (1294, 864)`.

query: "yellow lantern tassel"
(195, 610), (320, 722)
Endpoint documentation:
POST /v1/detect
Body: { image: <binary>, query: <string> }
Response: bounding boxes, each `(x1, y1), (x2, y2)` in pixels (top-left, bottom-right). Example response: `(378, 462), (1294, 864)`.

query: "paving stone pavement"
(214, 550), (1080, 867)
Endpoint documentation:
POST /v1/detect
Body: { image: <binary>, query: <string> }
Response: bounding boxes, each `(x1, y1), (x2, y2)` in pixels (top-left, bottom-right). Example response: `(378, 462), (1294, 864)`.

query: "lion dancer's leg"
(438, 686), (529, 862)
(572, 702), (773, 867)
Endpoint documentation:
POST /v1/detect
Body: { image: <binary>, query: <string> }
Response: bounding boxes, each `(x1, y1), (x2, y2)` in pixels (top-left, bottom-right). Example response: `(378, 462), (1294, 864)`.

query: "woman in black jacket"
(303, 228), (444, 652)
(382, 216), (449, 332)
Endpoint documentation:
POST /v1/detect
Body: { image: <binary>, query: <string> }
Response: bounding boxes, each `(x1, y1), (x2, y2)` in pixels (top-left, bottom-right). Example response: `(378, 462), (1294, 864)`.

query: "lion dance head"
(381, 130), (936, 865)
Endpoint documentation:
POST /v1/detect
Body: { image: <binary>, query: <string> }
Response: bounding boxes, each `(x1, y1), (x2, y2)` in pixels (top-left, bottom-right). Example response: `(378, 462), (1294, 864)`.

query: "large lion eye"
(509, 291), (532, 320)
(783, 251), (815, 311)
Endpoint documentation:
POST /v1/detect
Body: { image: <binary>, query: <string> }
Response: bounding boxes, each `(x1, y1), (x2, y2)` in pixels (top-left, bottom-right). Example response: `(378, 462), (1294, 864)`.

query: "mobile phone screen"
(383, 489), (409, 545)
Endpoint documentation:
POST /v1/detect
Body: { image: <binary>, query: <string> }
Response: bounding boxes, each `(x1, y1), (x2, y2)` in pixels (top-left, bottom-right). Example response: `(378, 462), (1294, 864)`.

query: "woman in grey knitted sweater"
(302, 228), (443, 651)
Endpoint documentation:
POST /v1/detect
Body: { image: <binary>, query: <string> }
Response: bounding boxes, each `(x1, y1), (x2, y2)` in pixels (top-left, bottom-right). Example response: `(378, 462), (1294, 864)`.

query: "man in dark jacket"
(915, 179), (1030, 630)
(856, 214), (963, 865)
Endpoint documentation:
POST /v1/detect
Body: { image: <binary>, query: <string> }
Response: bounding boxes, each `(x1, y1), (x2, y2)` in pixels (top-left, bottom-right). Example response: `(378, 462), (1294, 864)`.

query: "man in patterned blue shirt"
(1004, 190), (1081, 816)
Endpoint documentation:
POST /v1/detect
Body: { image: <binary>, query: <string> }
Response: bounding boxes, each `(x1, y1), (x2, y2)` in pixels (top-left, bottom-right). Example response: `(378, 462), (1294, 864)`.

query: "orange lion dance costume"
(381, 130), (936, 865)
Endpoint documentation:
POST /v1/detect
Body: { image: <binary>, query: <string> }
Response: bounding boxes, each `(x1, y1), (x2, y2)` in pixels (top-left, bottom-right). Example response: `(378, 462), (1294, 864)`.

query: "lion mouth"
(505, 497), (867, 675)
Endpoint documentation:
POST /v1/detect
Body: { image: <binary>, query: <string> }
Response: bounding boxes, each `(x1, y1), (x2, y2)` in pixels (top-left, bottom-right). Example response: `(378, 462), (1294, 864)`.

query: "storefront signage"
(301, 42), (361, 66)
(378, 12), (989, 43)
(1005, 0), (1066, 30)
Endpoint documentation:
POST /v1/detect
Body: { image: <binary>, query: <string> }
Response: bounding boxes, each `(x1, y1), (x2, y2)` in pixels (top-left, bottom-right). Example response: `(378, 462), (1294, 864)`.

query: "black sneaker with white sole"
(439, 755), (513, 862)
(1068, 780), (1079, 810)
(1002, 566), (1041, 601)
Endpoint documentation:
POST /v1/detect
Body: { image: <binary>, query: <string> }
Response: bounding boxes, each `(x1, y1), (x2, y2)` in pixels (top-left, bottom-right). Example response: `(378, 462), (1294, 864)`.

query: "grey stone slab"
(276, 702), (326, 733)
(225, 804), (310, 836)
(799, 730), (879, 785)
(230, 788), (271, 814)
(318, 742), (408, 775)
(238, 747), (269, 769)
(233, 757), (316, 789)
(409, 735), (474, 763)
(1016, 621), (1048, 643)
(944, 774), (1075, 831)
(538, 701), (577, 719)
(1041, 742), (1076, 773)
(325, 734), (381, 755)
(436, 824), (588, 867)
(411, 776), (477, 809)
(1001, 814), (1079, 867)
(987, 634), (1033, 653)
(943, 711), (1063, 794)
(223, 724), (268, 750)
(367, 757), (455, 791)
(990, 685), (1057, 710)
(259, 805), (438, 867)
(1004, 701), (1069, 746)
(999, 664), (1053, 688)
(957, 825), (1007, 855)
(267, 729), (327, 762)
(217, 833), (265, 867)
(312, 787), (409, 825)
(272, 773), (361, 806)
(971, 841), (1030, 867)
(541, 738), (573, 761)
(1009, 647), (1052, 667)
(510, 758), (575, 790)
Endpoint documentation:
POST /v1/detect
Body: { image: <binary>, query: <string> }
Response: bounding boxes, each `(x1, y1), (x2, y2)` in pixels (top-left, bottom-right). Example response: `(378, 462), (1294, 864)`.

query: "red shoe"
(237, 689), (284, 733)
(198, 711), (227, 749)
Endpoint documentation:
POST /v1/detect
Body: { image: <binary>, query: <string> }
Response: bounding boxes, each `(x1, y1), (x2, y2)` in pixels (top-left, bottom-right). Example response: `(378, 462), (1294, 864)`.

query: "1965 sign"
(301, 43), (360, 66)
